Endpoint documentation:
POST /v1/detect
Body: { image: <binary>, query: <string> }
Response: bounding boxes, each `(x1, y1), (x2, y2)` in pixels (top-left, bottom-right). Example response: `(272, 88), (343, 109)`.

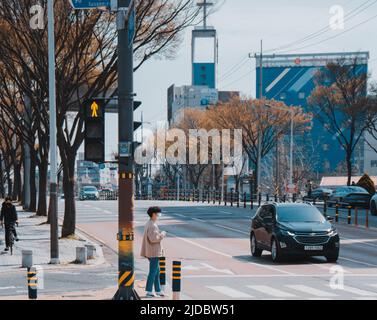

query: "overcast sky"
(103, 0), (377, 159)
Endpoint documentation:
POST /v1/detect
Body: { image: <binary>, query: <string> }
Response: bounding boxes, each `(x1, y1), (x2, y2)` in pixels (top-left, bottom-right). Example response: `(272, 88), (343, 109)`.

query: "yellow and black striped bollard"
(172, 261), (181, 300)
(159, 257), (166, 292)
(27, 266), (38, 300)
(347, 206), (352, 225)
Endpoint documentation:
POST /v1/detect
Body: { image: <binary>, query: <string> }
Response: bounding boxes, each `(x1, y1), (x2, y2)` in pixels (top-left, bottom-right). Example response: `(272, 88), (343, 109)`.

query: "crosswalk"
(207, 283), (377, 300)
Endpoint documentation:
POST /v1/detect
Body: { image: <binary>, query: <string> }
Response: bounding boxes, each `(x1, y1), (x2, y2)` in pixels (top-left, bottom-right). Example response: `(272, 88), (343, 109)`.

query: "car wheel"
(371, 201), (377, 216)
(271, 238), (282, 263)
(325, 251), (339, 263)
(250, 233), (263, 257)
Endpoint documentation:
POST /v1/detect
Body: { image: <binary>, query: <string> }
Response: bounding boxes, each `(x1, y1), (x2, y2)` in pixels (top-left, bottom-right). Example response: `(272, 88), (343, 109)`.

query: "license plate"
(304, 245), (323, 251)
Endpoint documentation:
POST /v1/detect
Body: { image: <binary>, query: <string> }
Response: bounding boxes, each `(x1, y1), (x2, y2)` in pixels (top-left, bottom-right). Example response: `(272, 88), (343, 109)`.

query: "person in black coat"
(0, 197), (19, 251)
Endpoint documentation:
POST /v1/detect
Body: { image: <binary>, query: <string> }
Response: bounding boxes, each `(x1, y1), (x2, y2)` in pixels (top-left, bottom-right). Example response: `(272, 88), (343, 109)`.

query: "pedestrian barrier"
(85, 244), (96, 260)
(27, 266), (37, 300)
(172, 261), (181, 300)
(75, 246), (87, 264)
(159, 257), (166, 292)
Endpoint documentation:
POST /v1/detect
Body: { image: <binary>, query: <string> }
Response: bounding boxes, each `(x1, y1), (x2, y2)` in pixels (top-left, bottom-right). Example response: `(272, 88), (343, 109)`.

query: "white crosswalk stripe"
(246, 285), (296, 298)
(207, 286), (253, 298)
(286, 285), (338, 297)
(335, 285), (377, 296)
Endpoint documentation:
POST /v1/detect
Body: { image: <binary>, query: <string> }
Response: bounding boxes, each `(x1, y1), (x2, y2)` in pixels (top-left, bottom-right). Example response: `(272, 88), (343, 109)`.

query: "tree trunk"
(61, 154), (77, 237)
(29, 149), (37, 212)
(346, 150), (353, 186)
(12, 161), (22, 201)
(37, 159), (48, 216)
(6, 167), (12, 197)
(0, 155), (4, 199)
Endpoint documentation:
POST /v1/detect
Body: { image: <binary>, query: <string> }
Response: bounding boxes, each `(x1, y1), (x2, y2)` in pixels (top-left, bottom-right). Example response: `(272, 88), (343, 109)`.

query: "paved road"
(71, 199), (377, 300)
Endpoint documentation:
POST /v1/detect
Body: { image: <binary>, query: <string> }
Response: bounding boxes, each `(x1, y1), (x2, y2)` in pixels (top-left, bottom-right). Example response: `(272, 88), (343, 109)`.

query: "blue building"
(256, 52), (369, 174)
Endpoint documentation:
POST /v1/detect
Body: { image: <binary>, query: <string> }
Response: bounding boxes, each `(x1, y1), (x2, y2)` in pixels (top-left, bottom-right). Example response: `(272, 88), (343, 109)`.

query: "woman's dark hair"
(147, 206), (161, 217)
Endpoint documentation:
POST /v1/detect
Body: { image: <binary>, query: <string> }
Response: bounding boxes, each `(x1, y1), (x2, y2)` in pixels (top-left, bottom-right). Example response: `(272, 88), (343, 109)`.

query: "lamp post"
(47, 0), (59, 264)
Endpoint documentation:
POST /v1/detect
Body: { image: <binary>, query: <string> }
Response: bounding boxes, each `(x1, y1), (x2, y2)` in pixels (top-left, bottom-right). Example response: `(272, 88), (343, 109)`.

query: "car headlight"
(327, 229), (338, 237)
(281, 229), (295, 237)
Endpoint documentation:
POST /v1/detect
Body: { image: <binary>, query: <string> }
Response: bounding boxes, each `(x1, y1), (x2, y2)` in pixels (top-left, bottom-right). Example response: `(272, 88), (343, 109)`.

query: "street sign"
(69, 0), (111, 10)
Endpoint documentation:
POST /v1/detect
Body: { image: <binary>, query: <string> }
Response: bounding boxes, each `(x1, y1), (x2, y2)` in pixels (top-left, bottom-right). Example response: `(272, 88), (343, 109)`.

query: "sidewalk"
(0, 207), (105, 272)
(0, 280), (172, 300)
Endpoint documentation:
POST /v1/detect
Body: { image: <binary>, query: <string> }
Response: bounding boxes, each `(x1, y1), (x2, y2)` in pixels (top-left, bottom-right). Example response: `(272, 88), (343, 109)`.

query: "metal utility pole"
(47, 0), (59, 264)
(114, 0), (139, 300)
(289, 111), (294, 189)
(198, 0), (213, 29)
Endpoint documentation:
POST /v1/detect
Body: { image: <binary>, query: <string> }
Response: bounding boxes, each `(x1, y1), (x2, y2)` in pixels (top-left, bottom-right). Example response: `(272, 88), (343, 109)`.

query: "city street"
(66, 199), (377, 300)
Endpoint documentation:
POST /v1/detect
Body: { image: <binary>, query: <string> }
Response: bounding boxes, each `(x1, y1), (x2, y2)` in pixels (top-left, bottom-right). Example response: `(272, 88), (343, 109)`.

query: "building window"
(298, 92), (306, 99)
(371, 160), (377, 168)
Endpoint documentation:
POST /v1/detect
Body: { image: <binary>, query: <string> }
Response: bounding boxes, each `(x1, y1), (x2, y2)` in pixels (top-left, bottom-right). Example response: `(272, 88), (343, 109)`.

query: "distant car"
(328, 186), (368, 205)
(370, 194), (377, 216)
(341, 193), (371, 209)
(80, 186), (100, 201)
(100, 188), (116, 200)
(250, 203), (340, 263)
(303, 188), (333, 201)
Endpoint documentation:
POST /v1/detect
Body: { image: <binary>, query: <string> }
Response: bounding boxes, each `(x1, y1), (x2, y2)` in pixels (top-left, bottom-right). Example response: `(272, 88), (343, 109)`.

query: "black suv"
(250, 203), (340, 263)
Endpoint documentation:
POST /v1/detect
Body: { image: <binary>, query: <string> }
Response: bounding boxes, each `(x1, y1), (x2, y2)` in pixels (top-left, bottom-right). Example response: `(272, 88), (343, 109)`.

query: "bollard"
(258, 193), (262, 207)
(266, 194), (270, 202)
(218, 191), (221, 205)
(159, 257), (166, 292)
(22, 250), (33, 268)
(335, 203), (339, 223)
(323, 199), (327, 216)
(366, 208), (369, 228)
(172, 261), (181, 300)
(224, 192), (227, 206)
(244, 192), (246, 208)
(27, 266), (38, 300)
(76, 246), (87, 264)
(213, 191), (216, 205)
(230, 190), (234, 207)
(250, 194), (254, 210)
(237, 192), (240, 208)
(85, 244), (96, 260)
(347, 206), (352, 225)
(283, 195), (286, 203)
(274, 194), (278, 202)
(355, 207), (358, 226)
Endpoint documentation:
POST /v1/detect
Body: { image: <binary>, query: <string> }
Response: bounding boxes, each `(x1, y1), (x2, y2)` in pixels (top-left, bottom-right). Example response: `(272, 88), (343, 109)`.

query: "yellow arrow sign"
(91, 101), (99, 118)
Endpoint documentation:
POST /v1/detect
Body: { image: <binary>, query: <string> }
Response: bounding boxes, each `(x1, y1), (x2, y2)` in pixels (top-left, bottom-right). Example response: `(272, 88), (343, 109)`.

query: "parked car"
(328, 186), (368, 205)
(341, 193), (372, 209)
(303, 187), (333, 201)
(80, 186), (100, 201)
(250, 203), (340, 263)
(370, 194), (377, 216)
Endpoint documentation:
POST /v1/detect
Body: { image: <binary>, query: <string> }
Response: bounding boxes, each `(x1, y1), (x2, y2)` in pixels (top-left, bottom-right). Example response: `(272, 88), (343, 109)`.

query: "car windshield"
(83, 187), (97, 192)
(277, 206), (325, 223)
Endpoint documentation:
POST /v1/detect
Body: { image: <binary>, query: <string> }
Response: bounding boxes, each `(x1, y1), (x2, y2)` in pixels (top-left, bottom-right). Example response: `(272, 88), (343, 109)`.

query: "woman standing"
(140, 206), (166, 298)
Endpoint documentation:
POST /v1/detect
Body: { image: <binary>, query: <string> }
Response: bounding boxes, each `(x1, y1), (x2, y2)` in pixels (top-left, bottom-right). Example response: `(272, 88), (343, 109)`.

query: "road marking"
(247, 285), (296, 298)
(335, 285), (377, 296)
(207, 286), (252, 298)
(184, 273), (377, 279)
(0, 286), (18, 290)
(286, 285), (338, 297)
(169, 232), (294, 275)
(339, 257), (377, 268)
(214, 224), (249, 235)
(341, 237), (377, 249)
(219, 211), (233, 215)
(192, 218), (205, 223)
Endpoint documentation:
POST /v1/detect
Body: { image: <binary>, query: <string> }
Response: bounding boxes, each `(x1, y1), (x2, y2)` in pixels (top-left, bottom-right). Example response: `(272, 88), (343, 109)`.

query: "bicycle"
(1, 222), (18, 255)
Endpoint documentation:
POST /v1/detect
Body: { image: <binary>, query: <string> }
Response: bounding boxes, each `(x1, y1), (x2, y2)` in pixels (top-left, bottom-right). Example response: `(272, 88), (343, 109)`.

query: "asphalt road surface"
(67, 199), (377, 300)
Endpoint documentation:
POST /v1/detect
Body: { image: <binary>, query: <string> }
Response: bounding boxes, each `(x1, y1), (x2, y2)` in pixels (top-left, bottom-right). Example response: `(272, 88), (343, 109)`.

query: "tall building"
(167, 1), (238, 124)
(256, 52), (369, 174)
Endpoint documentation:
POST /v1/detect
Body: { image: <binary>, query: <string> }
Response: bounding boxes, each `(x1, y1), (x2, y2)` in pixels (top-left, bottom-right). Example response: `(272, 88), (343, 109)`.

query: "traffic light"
(84, 99), (105, 163)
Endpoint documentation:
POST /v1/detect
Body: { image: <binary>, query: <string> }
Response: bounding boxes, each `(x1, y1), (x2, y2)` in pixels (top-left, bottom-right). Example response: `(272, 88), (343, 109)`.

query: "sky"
(103, 0), (377, 159)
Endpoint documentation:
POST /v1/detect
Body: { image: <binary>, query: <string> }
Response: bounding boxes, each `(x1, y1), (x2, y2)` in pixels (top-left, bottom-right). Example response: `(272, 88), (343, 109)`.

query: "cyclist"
(0, 197), (19, 252)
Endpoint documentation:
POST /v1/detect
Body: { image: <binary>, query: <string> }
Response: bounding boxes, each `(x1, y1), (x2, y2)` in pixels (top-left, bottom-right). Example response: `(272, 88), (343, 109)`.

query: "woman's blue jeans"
(146, 257), (161, 293)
